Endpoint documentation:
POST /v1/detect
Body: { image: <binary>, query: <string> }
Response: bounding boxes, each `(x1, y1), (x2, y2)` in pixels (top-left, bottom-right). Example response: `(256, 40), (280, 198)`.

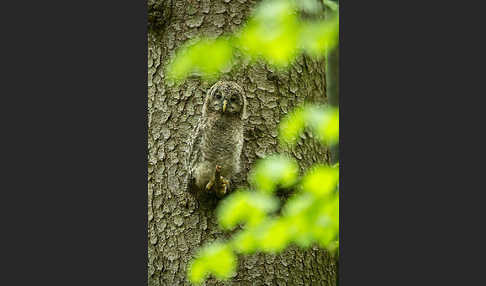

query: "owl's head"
(203, 81), (247, 119)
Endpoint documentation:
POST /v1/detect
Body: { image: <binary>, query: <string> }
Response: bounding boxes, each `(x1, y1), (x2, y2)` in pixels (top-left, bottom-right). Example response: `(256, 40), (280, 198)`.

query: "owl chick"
(186, 81), (248, 197)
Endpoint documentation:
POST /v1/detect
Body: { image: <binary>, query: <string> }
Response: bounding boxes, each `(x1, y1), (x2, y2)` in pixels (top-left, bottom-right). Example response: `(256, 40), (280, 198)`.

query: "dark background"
(0, 0), (481, 284)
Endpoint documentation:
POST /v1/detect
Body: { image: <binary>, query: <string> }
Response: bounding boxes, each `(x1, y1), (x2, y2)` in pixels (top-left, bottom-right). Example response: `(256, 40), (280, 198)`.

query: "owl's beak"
(222, 99), (228, 113)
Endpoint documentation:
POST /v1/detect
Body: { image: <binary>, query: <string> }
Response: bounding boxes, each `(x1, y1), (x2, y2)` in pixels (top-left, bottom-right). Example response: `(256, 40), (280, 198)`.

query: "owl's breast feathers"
(201, 114), (244, 173)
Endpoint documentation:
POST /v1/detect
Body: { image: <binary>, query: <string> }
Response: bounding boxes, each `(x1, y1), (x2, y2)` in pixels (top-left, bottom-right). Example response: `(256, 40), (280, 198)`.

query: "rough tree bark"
(148, 0), (338, 285)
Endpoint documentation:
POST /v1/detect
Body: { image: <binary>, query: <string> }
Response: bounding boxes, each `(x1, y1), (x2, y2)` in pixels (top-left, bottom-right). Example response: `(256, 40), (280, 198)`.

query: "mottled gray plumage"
(186, 81), (247, 196)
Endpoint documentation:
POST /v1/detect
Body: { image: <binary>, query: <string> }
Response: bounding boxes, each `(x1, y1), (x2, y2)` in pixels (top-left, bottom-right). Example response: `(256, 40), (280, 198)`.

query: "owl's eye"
(215, 92), (222, 99)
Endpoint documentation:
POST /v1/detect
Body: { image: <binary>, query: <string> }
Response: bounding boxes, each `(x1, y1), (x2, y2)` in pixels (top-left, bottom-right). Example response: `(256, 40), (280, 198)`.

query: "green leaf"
(279, 107), (306, 145)
(301, 165), (338, 197)
(257, 218), (292, 252)
(232, 229), (258, 254)
(280, 105), (339, 146)
(300, 16), (339, 57)
(306, 106), (339, 145)
(283, 192), (314, 216)
(295, 0), (322, 14)
(167, 37), (234, 82)
(282, 193), (320, 247)
(237, 0), (300, 66)
(327, 240), (339, 255)
(217, 190), (279, 229)
(249, 155), (299, 193)
(314, 194), (339, 248)
(188, 242), (236, 284)
(322, 0), (339, 11)
(317, 108), (339, 145)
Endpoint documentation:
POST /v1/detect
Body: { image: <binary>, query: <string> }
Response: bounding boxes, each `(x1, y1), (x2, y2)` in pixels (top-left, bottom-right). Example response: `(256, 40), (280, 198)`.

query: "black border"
(2, 0), (476, 284)
(2, 0), (148, 284)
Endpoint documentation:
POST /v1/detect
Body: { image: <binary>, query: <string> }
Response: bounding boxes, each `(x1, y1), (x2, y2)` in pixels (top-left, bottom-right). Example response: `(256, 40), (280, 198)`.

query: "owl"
(186, 81), (248, 197)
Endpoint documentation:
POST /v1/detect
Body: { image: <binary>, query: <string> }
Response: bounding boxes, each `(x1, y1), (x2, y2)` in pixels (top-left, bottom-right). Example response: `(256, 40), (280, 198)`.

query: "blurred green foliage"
(188, 242), (237, 283)
(249, 155), (299, 193)
(167, 0), (338, 82)
(165, 0), (340, 284)
(168, 37), (233, 81)
(280, 105), (339, 146)
(188, 108), (339, 284)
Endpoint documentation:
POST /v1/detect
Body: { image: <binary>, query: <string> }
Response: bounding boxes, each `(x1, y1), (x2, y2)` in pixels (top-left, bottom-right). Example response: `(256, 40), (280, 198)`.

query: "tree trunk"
(326, 47), (339, 164)
(148, 0), (338, 285)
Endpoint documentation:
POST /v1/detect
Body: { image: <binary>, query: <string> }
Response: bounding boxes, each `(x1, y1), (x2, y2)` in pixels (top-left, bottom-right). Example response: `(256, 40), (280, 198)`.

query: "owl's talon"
(215, 181), (227, 197)
(220, 183), (227, 195)
(215, 176), (230, 197)
(205, 179), (214, 191)
(221, 177), (229, 187)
